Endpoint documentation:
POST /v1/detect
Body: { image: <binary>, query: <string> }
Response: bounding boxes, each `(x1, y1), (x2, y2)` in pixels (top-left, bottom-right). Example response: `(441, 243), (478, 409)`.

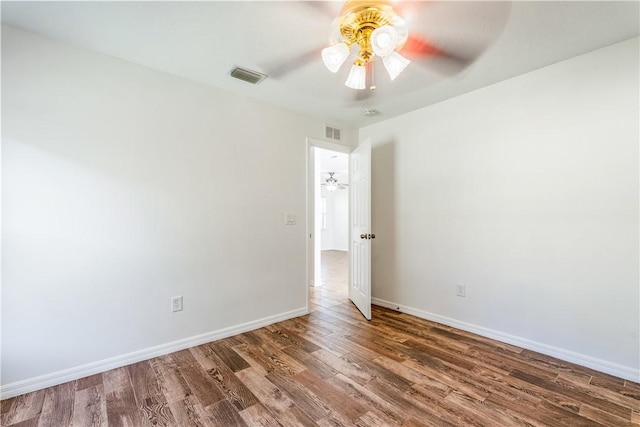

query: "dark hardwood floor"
(2, 250), (639, 426)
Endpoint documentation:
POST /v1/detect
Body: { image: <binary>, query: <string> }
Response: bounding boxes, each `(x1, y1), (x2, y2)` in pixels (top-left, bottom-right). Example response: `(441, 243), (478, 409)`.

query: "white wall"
(1, 26), (357, 390)
(320, 190), (334, 250)
(361, 38), (639, 379)
(331, 189), (349, 251)
(321, 189), (348, 252)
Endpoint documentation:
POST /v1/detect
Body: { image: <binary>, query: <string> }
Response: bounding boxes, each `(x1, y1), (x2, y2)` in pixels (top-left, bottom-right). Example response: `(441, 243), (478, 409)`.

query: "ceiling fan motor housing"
(339, 0), (405, 65)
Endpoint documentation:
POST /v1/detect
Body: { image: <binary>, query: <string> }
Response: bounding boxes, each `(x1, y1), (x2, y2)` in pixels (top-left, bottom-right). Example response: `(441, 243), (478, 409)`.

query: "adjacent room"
(311, 147), (350, 310)
(2, 1), (638, 426)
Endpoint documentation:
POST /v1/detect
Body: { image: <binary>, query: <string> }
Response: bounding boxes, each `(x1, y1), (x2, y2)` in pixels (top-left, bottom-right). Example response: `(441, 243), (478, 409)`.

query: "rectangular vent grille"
(325, 125), (341, 141)
(230, 66), (268, 85)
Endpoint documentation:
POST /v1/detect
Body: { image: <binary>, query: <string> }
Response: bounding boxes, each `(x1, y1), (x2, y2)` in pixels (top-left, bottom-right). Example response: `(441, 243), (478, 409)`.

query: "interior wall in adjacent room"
(321, 189), (348, 252)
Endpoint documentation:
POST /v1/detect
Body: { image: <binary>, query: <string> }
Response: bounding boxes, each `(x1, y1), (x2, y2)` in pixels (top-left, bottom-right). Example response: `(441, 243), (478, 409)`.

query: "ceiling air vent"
(364, 109), (380, 117)
(325, 124), (341, 141)
(229, 66), (268, 85)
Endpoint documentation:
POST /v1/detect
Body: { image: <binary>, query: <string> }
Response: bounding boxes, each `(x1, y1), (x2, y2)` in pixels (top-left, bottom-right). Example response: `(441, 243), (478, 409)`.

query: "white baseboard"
(372, 297), (639, 382)
(0, 307), (309, 399)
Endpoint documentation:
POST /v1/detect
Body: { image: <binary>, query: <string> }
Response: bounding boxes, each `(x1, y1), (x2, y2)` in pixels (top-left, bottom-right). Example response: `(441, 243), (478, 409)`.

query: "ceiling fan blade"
(400, 34), (477, 76)
(398, 1), (511, 76)
(297, 1), (339, 19)
(351, 87), (376, 102)
(401, 34), (444, 58)
(263, 48), (322, 79)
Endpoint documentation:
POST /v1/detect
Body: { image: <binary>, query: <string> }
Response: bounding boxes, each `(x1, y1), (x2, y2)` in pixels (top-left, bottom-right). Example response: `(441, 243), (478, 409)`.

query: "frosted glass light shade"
(345, 64), (366, 89)
(327, 183), (337, 192)
(328, 18), (344, 45)
(382, 51), (410, 80)
(390, 16), (409, 47)
(322, 43), (350, 73)
(371, 25), (399, 57)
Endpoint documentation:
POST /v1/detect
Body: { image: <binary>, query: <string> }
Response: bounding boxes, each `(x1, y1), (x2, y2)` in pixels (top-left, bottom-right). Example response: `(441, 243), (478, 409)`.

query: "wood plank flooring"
(2, 250), (639, 426)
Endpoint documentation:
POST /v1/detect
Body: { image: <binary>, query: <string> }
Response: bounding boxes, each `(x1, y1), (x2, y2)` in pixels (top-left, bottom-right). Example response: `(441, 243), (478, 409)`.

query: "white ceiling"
(317, 148), (349, 182)
(2, 1), (638, 127)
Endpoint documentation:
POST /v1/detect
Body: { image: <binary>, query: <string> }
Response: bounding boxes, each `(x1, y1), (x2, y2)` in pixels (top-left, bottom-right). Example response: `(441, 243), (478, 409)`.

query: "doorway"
(308, 145), (350, 311)
(306, 137), (371, 320)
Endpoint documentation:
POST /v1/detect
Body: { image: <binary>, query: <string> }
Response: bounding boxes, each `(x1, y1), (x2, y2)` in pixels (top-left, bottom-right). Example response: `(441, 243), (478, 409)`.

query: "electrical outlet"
(456, 284), (466, 297)
(171, 296), (183, 312)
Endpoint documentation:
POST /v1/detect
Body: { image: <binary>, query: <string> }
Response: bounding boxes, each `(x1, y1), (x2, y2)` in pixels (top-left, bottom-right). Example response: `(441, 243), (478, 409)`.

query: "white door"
(349, 138), (372, 320)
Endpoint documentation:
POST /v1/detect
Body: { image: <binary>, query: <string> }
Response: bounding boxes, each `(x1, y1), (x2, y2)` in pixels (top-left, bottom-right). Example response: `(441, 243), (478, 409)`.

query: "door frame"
(305, 137), (352, 312)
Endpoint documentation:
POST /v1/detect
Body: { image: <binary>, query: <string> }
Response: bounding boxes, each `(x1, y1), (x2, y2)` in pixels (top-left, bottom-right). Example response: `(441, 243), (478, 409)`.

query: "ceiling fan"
(268, 1), (510, 96)
(321, 172), (348, 191)
(321, 0), (414, 89)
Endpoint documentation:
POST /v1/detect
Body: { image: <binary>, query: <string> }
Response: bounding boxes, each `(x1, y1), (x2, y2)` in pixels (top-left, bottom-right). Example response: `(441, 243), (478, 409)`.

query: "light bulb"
(382, 51), (410, 80)
(371, 25), (399, 57)
(345, 64), (366, 89)
(322, 43), (350, 73)
(377, 33), (391, 49)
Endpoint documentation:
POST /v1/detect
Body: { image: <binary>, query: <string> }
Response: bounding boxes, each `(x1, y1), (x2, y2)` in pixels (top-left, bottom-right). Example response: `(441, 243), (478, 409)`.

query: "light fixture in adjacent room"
(321, 0), (411, 89)
(321, 172), (348, 192)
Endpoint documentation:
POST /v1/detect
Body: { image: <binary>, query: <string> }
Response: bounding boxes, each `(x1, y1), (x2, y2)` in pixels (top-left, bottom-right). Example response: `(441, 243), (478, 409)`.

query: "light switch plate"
(171, 296), (183, 312)
(285, 213), (296, 225)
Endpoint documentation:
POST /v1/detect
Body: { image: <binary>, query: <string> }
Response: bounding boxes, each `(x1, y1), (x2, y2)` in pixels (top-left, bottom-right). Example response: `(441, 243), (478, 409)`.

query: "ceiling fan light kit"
(322, 172), (348, 192)
(382, 51), (410, 80)
(345, 64), (367, 89)
(322, 42), (351, 73)
(370, 25), (398, 57)
(321, 0), (411, 89)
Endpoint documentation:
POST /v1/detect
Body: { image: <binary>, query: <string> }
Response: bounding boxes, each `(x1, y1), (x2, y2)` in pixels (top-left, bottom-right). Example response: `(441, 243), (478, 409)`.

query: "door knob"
(370, 234), (376, 239)
(360, 234), (367, 239)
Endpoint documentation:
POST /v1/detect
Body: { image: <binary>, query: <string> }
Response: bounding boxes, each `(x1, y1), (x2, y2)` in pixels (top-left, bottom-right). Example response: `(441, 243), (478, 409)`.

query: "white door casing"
(349, 138), (372, 320)
(306, 138), (351, 305)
